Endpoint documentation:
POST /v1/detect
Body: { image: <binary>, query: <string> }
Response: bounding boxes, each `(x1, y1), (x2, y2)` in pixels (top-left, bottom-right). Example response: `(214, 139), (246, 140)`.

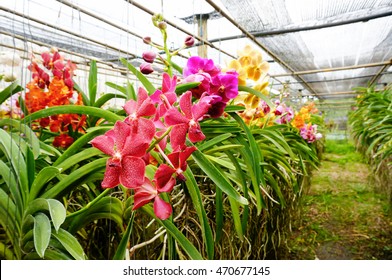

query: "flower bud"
(158, 21), (167, 30)
(184, 36), (195, 47)
(143, 36), (152, 44)
(142, 51), (156, 63)
(3, 72), (17, 82)
(140, 62), (154, 75)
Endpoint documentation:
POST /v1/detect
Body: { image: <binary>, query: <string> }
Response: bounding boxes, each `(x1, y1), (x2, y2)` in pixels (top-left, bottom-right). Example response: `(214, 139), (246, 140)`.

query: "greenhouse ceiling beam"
(0, 6), (137, 60)
(207, 10), (392, 42)
(369, 63), (391, 86)
(284, 72), (392, 85)
(205, 0), (318, 97)
(270, 60), (392, 77)
(0, 31), (165, 83)
(309, 91), (358, 97)
(124, 0), (234, 59)
(55, 0), (169, 55)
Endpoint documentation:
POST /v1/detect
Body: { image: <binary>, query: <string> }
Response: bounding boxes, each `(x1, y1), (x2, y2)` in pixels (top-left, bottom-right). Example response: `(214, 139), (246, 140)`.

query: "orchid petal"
(170, 124), (188, 152)
(155, 164), (176, 192)
(90, 133), (115, 156)
(153, 196), (172, 220)
(120, 156), (146, 188)
(113, 121), (131, 152)
(101, 159), (121, 188)
(188, 123), (206, 143)
(179, 91), (193, 119)
(123, 99), (138, 116)
(133, 178), (157, 210)
(164, 108), (189, 126)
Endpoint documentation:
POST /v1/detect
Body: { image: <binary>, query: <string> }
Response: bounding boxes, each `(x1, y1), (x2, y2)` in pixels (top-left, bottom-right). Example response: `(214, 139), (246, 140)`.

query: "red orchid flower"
(133, 164), (177, 220)
(157, 146), (197, 181)
(90, 121), (150, 189)
(164, 91), (210, 151)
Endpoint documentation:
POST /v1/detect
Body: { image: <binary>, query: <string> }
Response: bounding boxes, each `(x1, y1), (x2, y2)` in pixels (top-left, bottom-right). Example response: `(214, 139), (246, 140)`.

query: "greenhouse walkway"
(286, 140), (392, 260)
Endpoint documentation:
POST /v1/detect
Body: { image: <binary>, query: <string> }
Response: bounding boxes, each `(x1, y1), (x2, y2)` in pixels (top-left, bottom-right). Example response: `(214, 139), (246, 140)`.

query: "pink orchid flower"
(164, 91), (210, 151)
(150, 72), (178, 119)
(90, 121), (150, 189)
(124, 87), (157, 137)
(133, 165), (177, 220)
(183, 56), (221, 99)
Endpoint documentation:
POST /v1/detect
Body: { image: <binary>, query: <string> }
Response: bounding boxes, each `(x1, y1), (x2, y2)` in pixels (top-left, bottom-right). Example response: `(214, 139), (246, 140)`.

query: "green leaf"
(0, 81), (23, 105)
(0, 241), (16, 260)
(0, 160), (21, 217)
(126, 81), (137, 100)
(175, 82), (200, 94)
(51, 228), (86, 260)
(88, 60), (98, 105)
(214, 187), (223, 243)
(225, 152), (249, 234)
(231, 113), (265, 214)
(191, 146), (248, 205)
(0, 119), (40, 159)
(184, 168), (214, 259)
(113, 212), (135, 260)
(105, 81), (127, 95)
(42, 158), (107, 199)
(22, 105), (123, 125)
(197, 133), (232, 152)
(26, 145), (35, 190)
(29, 167), (61, 201)
(47, 199), (66, 233)
(228, 197), (244, 240)
(33, 213), (51, 258)
(224, 105), (246, 112)
(120, 57), (156, 94)
(54, 127), (111, 166)
(73, 81), (90, 106)
(55, 147), (102, 172)
(142, 205), (203, 260)
(0, 129), (28, 203)
(93, 93), (127, 108)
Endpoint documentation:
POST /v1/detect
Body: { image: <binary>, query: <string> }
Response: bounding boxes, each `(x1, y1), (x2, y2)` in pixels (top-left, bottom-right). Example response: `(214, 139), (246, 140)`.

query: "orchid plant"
(0, 13), (325, 260)
(91, 54), (239, 220)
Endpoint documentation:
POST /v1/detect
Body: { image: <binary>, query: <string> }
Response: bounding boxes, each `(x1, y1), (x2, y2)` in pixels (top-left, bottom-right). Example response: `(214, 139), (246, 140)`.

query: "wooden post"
(197, 14), (209, 58)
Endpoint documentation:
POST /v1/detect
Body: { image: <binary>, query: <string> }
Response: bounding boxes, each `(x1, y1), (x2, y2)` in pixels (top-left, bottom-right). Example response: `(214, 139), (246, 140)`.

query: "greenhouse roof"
(1, 0), (391, 109)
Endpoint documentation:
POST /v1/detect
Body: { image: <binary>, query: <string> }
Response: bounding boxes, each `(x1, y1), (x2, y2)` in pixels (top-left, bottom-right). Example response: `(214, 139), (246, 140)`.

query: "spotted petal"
(90, 130), (115, 156)
(169, 123), (188, 151)
(120, 156), (146, 189)
(101, 158), (121, 188)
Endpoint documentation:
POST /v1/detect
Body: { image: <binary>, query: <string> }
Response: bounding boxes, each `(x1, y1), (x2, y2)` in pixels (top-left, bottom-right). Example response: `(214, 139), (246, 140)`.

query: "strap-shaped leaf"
(0, 119), (40, 159)
(191, 147), (248, 205)
(142, 205), (203, 260)
(0, 129), (28, 203)
(42, 157), (107, 199)
(113, 212), (135, 260)
(51, 228), (86, 260)
(88, 60), (98, 105)
(0, 81), (23, 105)
(22, 105), (123, 125)
(184, 168), (214, 259)
(33, 213), (51, 258)
(29, 167), (61, 201)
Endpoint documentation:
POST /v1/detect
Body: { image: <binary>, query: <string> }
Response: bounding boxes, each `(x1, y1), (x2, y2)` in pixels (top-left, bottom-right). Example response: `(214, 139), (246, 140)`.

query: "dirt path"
(286, 150), (392, 260)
